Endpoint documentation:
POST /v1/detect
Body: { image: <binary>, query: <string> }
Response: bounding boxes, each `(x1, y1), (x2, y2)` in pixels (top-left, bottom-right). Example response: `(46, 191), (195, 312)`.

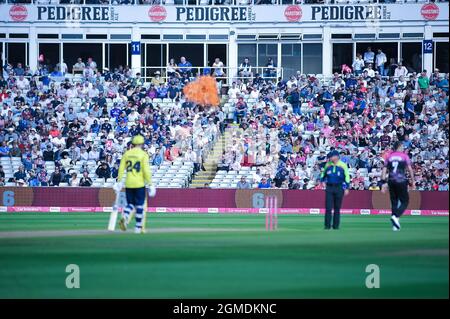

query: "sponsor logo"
(208, 208), (219, 213)
(259, 208), (269, 214)
(311, 5), (391, 21)
(0, 206), (7, 212)
(431, 211), (449, 216)
(360, 209), (371, 215)
(15, 207), (42, 212)
(10, 5), (28, 22)
(410, 210), (421, 216)
(341, 209), (353, 214)
(169, 208), (185, 213)
(156, 207), (167, 213)
(149, 5), (167, 22)
(175, 6), (252, 22)
(284, 5), (302, 22)
(229, 208), (252, 213)
(67, 207), (96, 212)
(310, 208), (320, 215)
(421, 3), (439, 20)
(279, 208), (302, 214)
(37, 6), (113, 21)
(49, 207), (61, 213)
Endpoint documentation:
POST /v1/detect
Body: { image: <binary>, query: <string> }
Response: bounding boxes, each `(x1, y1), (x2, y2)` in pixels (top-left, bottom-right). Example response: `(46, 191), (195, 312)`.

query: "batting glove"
(147, 185), (157, 197)
(113, 182), (123, 193)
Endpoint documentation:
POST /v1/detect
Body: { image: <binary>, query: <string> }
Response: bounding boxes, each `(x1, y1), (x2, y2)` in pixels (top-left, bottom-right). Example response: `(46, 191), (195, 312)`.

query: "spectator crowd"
(223, 57), (448, 191)
(0, 49), (448, 191)
(0, 55), (223, 187)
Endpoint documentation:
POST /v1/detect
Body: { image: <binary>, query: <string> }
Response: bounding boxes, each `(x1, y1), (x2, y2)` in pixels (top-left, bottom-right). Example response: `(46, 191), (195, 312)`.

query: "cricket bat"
(107, 188), (121, 231)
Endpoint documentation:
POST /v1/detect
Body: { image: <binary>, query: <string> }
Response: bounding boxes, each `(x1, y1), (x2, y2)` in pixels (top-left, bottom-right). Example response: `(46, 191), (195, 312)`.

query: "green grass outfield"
(0, 213), (448, 299)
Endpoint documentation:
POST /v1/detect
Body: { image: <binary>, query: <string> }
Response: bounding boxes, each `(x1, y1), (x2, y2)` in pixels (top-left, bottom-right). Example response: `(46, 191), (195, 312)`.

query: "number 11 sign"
(131, 41), (141, 55)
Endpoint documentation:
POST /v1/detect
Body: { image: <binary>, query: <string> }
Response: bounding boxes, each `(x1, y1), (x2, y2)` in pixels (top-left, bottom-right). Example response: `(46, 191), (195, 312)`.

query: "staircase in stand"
(189, 124), (241, 188)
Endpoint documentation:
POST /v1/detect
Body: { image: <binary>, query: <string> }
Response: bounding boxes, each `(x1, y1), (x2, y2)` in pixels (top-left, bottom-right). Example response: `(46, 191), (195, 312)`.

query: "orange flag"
(183, 76), (220, 107)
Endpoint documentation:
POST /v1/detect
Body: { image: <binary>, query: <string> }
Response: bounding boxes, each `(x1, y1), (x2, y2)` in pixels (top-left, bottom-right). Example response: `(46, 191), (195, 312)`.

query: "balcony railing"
(137, 65), (283, 83)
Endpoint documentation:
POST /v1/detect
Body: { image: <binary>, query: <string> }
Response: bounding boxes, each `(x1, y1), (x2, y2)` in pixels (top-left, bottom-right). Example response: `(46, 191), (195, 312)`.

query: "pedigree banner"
(2, 3), (448, 24)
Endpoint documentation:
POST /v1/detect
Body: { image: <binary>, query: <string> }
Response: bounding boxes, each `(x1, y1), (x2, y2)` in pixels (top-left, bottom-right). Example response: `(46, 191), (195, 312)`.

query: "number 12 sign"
(423, 40), (433, 54)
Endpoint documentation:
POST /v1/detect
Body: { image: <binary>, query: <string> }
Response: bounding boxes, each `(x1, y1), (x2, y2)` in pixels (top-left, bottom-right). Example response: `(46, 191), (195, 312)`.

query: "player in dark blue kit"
(381, 141), (415, 231)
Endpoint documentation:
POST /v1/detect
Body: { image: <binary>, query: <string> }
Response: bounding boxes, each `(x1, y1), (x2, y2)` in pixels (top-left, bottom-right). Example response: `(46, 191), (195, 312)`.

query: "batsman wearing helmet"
(114, 135), (156, 234)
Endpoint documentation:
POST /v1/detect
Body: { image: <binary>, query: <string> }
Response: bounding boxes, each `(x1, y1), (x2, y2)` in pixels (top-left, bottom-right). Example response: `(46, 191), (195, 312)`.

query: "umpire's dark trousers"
(388, 181), (409, 218)
(325, 184), (345, 229)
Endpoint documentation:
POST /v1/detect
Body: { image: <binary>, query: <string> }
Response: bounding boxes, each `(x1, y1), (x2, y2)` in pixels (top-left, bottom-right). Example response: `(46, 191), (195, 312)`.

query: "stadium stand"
(212, 70), (449, 190)
(1, 57), (448, 191)
(0, 56), (223, 188)
(0, 0), (448, 191)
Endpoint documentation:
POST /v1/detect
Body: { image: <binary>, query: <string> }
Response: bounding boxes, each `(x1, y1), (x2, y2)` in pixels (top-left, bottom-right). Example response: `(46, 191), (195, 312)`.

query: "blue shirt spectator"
(354, 99), (366, 115)
(152, 152), (163, 166)
(111, 165), (119, 179)
(281, 121), (293, 134)
(203, 66), (211, 75)
(167, 85), (180, 99)
(110, 106), (121, 119)
(178, 57), (192, 74)
(345, 76), (357, 87)
(340, 153), (350, 165)
(22, 156), (32, 171)
(157, 85), (168, 98)
(289, 89), (300, 115)
(280, 141), (293, 154)
(50, 69), (63, 77)
(13, 167), (27, 181)
(0, 143), (10, 157)
(405, 101), (415, 120)
(14, 64), (24, 76)
(437, 77), (449, 92)
(115, 123), (129, 135)
(28, 174), (40, 187)
(258, 178), (271, 189)
(323, 89), (333, 115)
(403, 138), (412, 149)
